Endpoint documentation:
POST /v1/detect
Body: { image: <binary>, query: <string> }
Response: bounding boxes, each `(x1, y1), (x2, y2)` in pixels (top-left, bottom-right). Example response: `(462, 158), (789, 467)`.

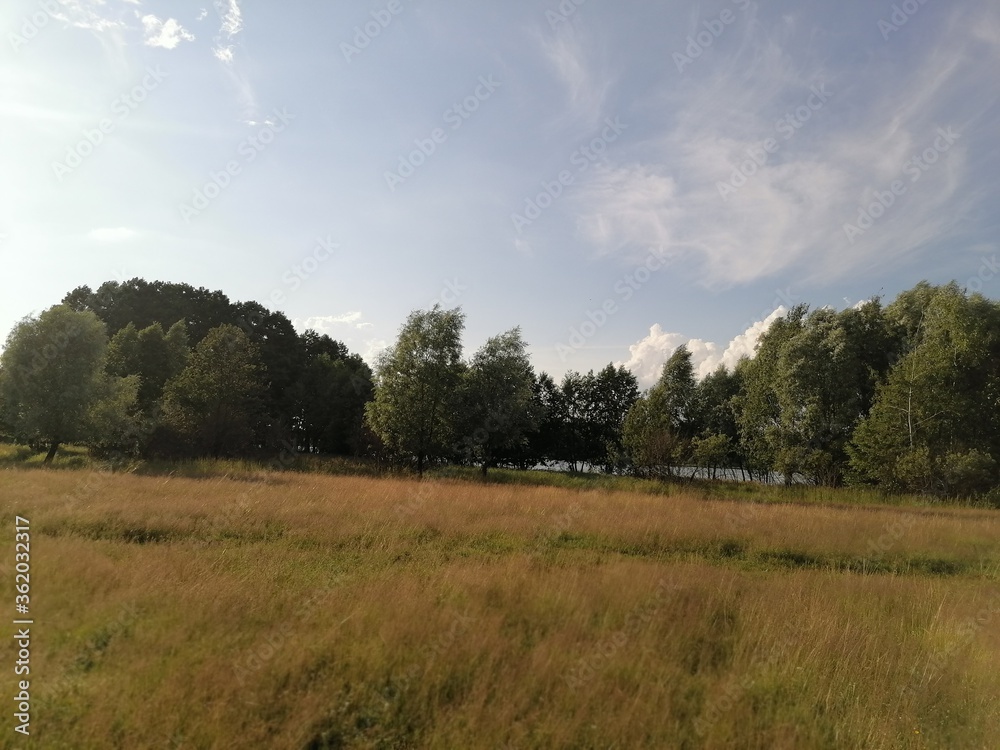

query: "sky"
(1, 0), (998, 387)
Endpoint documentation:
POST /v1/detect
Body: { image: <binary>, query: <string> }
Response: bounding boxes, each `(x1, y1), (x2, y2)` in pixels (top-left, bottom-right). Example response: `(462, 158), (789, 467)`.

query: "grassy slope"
(1, 466), (998, 749)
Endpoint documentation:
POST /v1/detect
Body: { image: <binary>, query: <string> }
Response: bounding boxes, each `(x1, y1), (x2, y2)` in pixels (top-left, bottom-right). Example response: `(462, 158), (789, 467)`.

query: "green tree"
(365, 306), (465, 476)
(457, 327), (538, 476)
(734, 302), (895, 486)
(772, 305), (893, 485)
(107, 320), (189, 411)
(849, 284), (1000, 496)
(734, 306), (807, 482)
(292, 331), (373, 455)
(556, 371), (595, 472)
(160, 325), (265, 457)
(623, 345), (698, 478)
(64, 279), (305, 450)
(0, 305), (136, 462)
(589, 364), (640, 473)
(525, 372), (564, 467)
(691, 364), (742, 477)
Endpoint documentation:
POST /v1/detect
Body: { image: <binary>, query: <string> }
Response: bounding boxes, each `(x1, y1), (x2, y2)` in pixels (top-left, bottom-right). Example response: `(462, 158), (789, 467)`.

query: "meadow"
(1, 454), (998, 749)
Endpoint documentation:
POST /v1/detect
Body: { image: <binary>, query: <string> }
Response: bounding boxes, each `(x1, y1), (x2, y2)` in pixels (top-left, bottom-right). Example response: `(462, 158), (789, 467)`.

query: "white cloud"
(292, 314), (382, 365)
(209, 0), (256, 121)
(361, 338), (389, 363)
(197, 9), (208, 22)
(294, 312), (372, 333)
(539, 25), (612, 129)
(141, 15), (195, 49)
(213, 0), (243, 63)
(619, 307), (787, 388)
(88, 227), (137, 242)
(570, 6), (996, 289)
(52, 1), (126, 32)
(218, 0), (243, 37)
(47, 0), (130, 66)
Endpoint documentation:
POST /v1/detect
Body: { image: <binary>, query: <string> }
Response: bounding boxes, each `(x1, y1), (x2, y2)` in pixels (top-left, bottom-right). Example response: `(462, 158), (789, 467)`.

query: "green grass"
(1, 465), (998, 748)
(1, 441), (987, 510)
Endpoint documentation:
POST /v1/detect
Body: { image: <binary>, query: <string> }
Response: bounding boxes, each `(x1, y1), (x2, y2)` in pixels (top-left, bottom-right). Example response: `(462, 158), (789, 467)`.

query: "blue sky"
(1, 0), (998, 386)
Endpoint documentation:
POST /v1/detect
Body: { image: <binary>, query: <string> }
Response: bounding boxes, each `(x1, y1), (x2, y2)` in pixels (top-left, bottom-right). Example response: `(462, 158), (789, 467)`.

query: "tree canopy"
(0, 305), (137, 462)
(2, 277), (998, 500)
(365, 306), (466, 476)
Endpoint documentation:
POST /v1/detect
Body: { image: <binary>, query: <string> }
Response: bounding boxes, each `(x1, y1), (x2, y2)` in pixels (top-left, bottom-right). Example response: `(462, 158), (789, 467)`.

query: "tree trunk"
(417, 453), (424, 478)
(481, 461), (489, 478)
(44, 440), (60, 464)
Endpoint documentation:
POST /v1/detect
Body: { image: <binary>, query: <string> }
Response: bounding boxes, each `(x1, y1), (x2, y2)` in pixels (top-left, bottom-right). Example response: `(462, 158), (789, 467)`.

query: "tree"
(365, 306), (465, 476)
(623, 345), (698, 478)
(691, 364), (742, 477)
(589, 364), (639, 473)
(556, 371), (596, 471)
(107, 320), (189, 411)
(734, 306), (807, 482)
(0, 305), (136, 462)
(231, 301), (305, 448)
(525, 372), (564, 467)
(64, 279), (306, 450)
(292, 331), (373, 455)
(457, 327), (538, 476)
(63, 279), (233, 344)
(770, 305), (893, 486)
(160, 325), (265, 457)
(849, 285), (1000, 496)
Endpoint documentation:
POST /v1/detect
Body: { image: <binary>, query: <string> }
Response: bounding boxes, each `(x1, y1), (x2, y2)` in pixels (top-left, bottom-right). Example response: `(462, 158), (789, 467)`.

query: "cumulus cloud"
(619, 307), (788, 388)
(141, 15), (195, 49)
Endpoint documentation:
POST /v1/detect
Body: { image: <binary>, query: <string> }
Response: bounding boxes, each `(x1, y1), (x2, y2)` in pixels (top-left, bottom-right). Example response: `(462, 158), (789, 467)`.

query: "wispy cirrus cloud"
(209, 0), (257, 122)
(51, 0), (127, 32)
(212, 0), (244, 63)
(538, 23), (614, 130)
(47, 0), (132, 66)
(571, 2), (998, 290)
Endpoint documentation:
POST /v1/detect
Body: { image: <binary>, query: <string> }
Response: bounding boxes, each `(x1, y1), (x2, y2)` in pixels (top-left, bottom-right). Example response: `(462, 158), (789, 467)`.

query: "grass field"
(1, 461), (999, 748)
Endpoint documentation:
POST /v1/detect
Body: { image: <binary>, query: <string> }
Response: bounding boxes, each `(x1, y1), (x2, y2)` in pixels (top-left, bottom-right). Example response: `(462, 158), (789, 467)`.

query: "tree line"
(0, 278), (997, 499)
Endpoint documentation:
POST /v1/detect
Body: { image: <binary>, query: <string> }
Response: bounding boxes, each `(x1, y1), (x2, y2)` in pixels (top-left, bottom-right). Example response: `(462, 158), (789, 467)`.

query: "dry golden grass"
(1, 469), (998, 749)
